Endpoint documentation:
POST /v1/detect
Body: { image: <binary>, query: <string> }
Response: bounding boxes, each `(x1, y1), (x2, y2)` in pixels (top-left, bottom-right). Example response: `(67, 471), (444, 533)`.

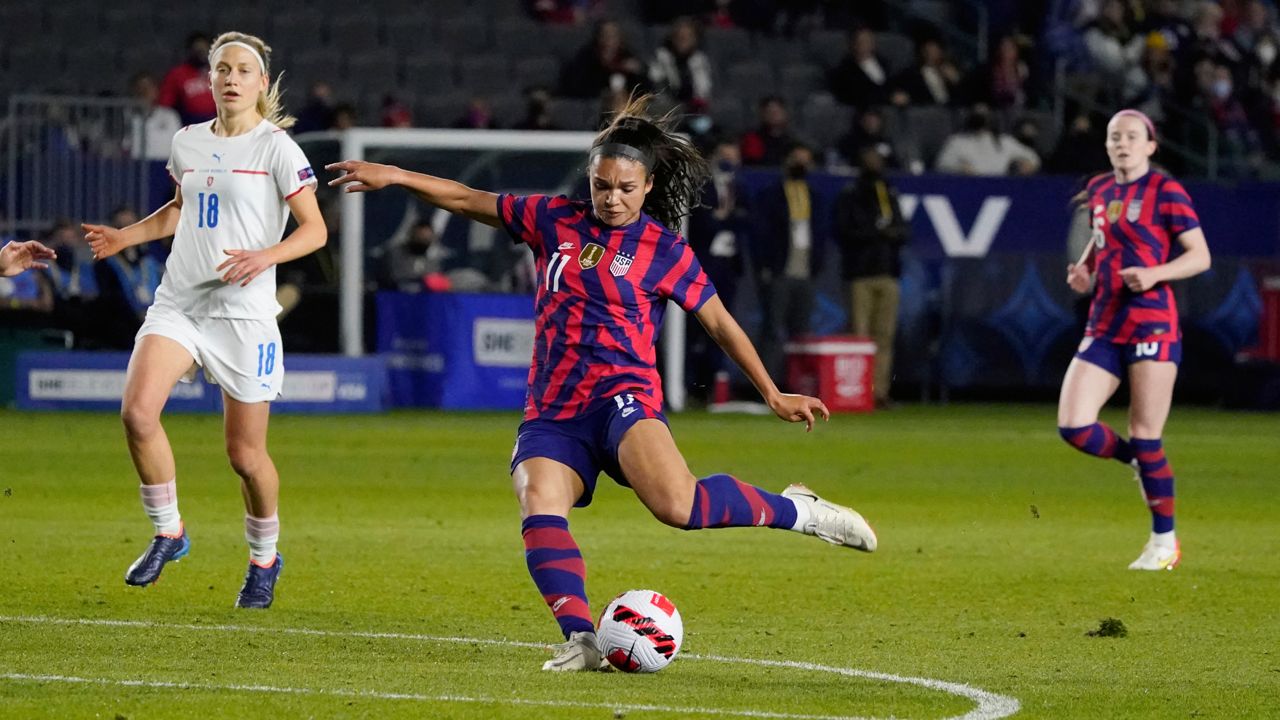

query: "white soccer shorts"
(136, 302), (284, 403)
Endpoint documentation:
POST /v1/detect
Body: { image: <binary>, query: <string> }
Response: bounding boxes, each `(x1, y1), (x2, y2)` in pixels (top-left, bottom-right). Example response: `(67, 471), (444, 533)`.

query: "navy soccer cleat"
(124, 527), (190, 586)
(235, 554), (283, 609)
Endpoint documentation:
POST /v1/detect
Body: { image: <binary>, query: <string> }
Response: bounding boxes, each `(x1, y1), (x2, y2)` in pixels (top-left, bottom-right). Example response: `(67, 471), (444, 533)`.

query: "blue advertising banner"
(736, 170), (1280, 259)
(376, 292), (534, 409)
(15, 352), (385, 413)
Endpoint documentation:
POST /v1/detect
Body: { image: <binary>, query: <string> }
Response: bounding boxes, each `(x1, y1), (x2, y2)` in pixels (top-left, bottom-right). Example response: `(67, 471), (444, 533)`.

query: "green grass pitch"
(1, 405), (1277, 719)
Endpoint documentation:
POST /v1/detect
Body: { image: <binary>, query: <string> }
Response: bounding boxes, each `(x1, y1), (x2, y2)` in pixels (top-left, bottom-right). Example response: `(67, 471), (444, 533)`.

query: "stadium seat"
(122, 44), (176, 79)
(153, 7), (214, 38)
(541, 24), (593, 62)
(878, 31), (917, 75)
(347, 49), (400, 88)
(908, 0), (953, 28)
(102, 7), (155, 41)
(402, 53), (458, 95)
(384, 12), (437, 54)
(799, 95), (850, 151)
(723, 61), (777, 101)
(65, 46), (119, 96)
(489, 93), (527, 127)
(901, 105), (957, 167)
(329, 15), (383, 52)
(415, 91), (470, 127)
(457, 55), (514, 97)
(709, 96), (749, 136)
(436, 14), (492, 54)
(780, 63), (826, 108)
(1017, 109), (1060, 159)
(46, 3), (102, 52)
(290, 49), (346, 90)
(549, 98), (599, 131)
(492, 17), (548, 61)
(703, 26), (754, 65)
(513, 55), (560, 93)
(268, 11), (325, 50)
(214, 5), (270, 38)
(808, 29), (847, 68)
(758, 35), (807, 67)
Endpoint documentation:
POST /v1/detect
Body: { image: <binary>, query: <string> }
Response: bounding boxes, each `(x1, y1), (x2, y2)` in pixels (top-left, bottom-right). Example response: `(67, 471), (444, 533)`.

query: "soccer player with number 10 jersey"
(1057, 109), (1211, 571)
(329, 95), (878, 671)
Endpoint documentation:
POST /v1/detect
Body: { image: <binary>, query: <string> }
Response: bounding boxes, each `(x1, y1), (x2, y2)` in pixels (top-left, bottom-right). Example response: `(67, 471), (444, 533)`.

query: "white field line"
(0, 615), (1020, 720)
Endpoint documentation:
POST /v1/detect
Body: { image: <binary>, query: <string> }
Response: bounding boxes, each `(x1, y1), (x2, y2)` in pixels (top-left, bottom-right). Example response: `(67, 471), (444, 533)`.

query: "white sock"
(789, 497), (813, 532)
(245, 513), (280, 566)
(1152, 530), (1177, 550)
(139, 480), (182, 536)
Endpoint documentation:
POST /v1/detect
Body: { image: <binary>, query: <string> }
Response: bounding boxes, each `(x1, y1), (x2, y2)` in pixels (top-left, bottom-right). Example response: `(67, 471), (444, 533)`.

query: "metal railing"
(3, 94), (154, 235)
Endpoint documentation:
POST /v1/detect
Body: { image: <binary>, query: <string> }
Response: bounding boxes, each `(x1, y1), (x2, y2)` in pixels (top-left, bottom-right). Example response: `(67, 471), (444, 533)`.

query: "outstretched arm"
(83, 186), (182, 261)
(693, 294), (830, 431)
(326, 160), (502, 228)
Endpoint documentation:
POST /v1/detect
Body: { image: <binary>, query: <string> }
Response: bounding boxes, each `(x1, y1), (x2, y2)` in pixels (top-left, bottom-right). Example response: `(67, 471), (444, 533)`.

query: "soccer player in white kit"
(82, 32), (326, 608)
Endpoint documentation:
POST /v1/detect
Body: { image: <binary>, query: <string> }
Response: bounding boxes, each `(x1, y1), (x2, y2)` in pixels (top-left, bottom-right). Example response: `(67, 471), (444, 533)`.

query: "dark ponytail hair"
(590, 94), (710, 230)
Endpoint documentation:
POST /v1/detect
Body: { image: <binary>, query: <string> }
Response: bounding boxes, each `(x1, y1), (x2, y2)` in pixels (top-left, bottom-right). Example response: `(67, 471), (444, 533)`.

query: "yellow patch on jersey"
(579, 243), (605, 270)
(1106, 200), (1123, 223)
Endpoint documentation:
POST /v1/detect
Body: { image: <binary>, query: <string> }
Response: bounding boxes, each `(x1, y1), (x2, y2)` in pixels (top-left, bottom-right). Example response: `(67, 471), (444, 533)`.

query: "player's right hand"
(82, 223), (125, 261)
(326, 160), (400, 193)
(1066, 262), (1092, 294)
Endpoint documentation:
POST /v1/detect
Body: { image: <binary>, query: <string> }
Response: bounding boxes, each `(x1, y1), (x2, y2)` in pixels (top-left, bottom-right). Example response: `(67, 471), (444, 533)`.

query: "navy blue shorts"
(1075, 336), (1182, 378)
(509, 393), (668, 508)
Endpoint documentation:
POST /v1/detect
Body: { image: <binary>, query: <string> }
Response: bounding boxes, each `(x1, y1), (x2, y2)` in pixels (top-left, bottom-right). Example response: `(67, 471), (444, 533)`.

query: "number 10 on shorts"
(257, 342), (277, 377)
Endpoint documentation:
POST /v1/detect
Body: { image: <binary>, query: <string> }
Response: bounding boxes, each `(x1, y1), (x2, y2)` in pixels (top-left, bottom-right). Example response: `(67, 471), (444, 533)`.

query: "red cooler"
(785, 335), (877, 413)
(1262, 276), (1280, 361)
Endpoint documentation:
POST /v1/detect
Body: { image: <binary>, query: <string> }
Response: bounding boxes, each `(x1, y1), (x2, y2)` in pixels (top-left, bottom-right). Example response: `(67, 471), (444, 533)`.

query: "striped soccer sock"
(1132, 438), (1175, 534)
(1058, 423), (1134, 463)
(685, 474), (799, 530)
(522, 515), (594, 639)
(139, 479), (182, 536)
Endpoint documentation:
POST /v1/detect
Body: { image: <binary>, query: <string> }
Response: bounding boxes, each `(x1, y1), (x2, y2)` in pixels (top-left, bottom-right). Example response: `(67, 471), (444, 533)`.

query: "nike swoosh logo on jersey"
(621, 407), (636, 418)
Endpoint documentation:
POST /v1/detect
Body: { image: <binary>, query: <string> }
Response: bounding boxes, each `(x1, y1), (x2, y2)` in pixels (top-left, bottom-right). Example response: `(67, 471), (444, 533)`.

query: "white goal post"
(304, 128), (688, 412)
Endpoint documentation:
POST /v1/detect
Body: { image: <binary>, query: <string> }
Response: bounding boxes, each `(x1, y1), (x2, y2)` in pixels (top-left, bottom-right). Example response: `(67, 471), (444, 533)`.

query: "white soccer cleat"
(1128, 539), (1180, 571)
(783, 484), (877, 552)
(542, 631), (607, 672)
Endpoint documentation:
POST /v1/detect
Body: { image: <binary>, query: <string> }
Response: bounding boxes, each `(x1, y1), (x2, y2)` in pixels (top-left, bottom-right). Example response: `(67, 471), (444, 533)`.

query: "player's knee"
(643, 488), (693, 528)
(226, 442), (265, 479)
(121, 403), (161, 441)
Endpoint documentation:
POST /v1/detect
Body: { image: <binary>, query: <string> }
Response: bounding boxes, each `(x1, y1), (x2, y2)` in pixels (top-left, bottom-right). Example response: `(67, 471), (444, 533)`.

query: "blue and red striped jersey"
(498, 193), (716, 420)
(1084, 169), (1200, 343)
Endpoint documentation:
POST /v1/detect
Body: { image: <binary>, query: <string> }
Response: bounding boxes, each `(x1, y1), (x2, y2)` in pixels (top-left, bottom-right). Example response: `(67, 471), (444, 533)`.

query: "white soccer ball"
(596, 589), (683, 673)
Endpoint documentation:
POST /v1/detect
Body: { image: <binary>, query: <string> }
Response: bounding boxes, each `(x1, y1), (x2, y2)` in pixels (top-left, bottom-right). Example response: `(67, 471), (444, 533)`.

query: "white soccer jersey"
(158, 119), (316, 319)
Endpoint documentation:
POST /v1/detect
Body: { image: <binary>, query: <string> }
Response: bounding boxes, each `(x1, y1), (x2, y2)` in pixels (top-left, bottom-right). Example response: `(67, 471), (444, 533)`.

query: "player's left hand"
(768, 393), (830, 432)
(1119, 266), (1158, 293)
(217, 249), (274, 287)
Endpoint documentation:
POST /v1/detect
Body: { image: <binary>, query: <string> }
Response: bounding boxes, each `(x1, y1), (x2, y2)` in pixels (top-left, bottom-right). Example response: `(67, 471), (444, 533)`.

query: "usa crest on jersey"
(1126, 199), (1142, 222)
(609, 251), (634, 277)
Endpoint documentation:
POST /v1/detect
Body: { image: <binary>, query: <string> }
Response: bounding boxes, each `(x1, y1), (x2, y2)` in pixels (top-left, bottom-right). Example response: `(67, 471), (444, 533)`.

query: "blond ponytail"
(209, 31), (296, 130)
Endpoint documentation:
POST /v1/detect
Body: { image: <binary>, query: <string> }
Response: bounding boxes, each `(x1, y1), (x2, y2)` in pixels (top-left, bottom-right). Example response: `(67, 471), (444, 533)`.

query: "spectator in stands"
(90, 206), (164, 348)
(966, 34), (1029, 112)
(1232, 0), (1280, 80)
(829, 26), (892, 108)
(453, 97), (500, 129)
(740, 96), (799, 166)
(686, 138), (745, 400)
(381, 94), (413, 128)
(158, 33), (216, 126)
(836, 146), (909, 409)
(749, 143), (828, 381)
(648, 17), (713, 107)
(1082, 0), (1148, 101)
(1128, 33), (1178, 122)
(558, 20), (647, 99)
(333, 103), (358, 130)
(1200, 61), (1264, 171)
(0, 242), (55, 312)
(935, 104), (1040, 175)
(527, 0), (604, 24)
(385, 220), (451, 292)
(293, 82), (336, 135)
(1141, 0), (1195, 52)
(1047, 112), (1108, 175)
(127, 73), (181, 161)
(43, 219), (99, 302)
(1175, 2), (1236, 103)
(836, 107), (901, 169)
(891, 37), (962, 107)
(514, 87), (561, 130)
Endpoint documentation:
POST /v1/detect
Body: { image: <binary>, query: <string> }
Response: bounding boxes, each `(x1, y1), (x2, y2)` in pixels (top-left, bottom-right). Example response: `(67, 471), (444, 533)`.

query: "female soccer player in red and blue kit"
(1057, 110), (1211, 571)
(329, 96), (877, 670)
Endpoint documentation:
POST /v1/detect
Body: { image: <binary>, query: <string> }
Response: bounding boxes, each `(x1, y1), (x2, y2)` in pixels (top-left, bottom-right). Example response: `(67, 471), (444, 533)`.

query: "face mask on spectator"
(1212, 78), (1232, 99)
